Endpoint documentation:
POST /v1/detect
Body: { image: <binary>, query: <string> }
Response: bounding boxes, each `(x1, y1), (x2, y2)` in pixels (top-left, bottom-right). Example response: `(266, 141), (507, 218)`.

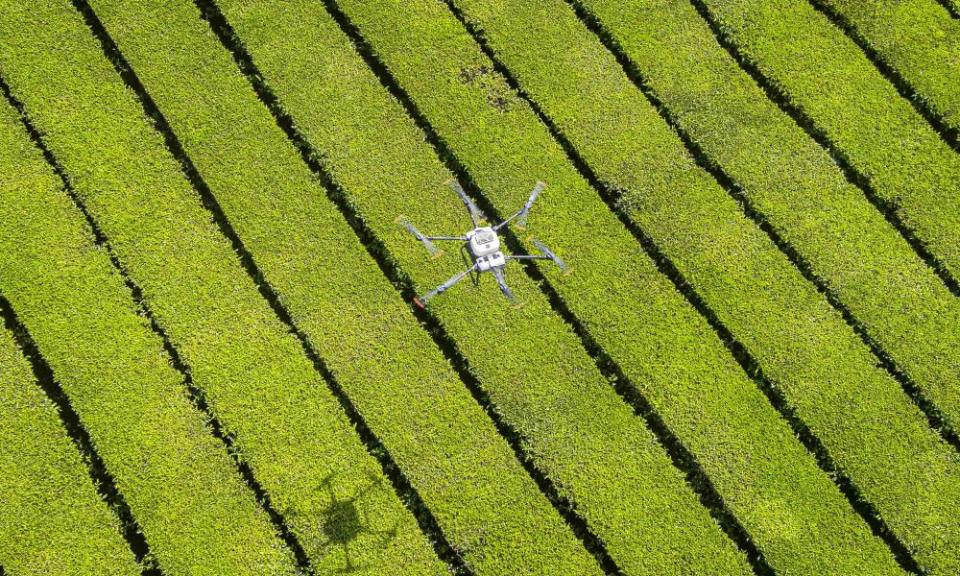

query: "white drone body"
(401, 180), (566, 308)
(467, 227), (505, 272)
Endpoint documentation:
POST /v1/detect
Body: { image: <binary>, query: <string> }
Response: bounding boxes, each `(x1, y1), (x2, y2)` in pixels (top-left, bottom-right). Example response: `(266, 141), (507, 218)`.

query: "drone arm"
(511, 240), (567, 271)
(399, 218), (441, 256)
(504, 254), (552, 261)
(449, 180), (485, 226)
(491, 266), (516, 302)
(492, 209), (522, 232)
(415, 263), (479, 307)
(424, 235), (468, 241)
(495, 181), (544, 231)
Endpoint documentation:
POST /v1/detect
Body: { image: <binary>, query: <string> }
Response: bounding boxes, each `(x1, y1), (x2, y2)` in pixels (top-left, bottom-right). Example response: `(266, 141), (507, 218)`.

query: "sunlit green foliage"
(578, 0), (960, 439)
(308, 0), (913, 573)
(79, 1), (599, 574)
(0, 84), (296, 575)
(462, 0), (960, 572)
(0, 320), (139, 576)
(818, 0), (960, 140)
(211, 1), (757, 574)
(2, 0), (956, 573)
(699, 0), (960, 287)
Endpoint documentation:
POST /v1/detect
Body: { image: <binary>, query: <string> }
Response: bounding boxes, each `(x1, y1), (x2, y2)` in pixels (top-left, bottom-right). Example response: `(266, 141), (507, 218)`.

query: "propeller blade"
(515, 181), (545, 228)
(492, 266), (516, 302)
(399, 217), (438, 256)
(418, 264), (478, 304)
(532, 239), (566, 271)
(448, 179), (485, 226)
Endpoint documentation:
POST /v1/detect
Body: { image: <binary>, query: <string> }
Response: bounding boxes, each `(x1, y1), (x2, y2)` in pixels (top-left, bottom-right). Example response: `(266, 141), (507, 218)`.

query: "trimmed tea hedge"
(0, 72), (296, 575)
(225, 0), (906, 573)
(465, 0), (960, 572)
(0, 309), (139, 576)
(80, 1), (597, 574)
(698, 0), (960, 296)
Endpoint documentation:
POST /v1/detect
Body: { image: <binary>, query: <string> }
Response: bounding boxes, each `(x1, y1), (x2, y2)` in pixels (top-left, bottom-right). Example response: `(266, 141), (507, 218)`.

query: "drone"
(400, 180), (566, 308)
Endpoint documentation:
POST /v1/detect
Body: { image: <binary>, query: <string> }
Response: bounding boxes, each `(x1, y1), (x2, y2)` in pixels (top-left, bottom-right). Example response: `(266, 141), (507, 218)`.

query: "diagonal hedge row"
(203, 0), (756, 573)
(20, 1), (460, 572)
(811, 0), (960, 143)
(79, 1), (599, 574)
(573, 0), (960, 443)
(0, 311), (139, 576)
(0, 2), (445, 573)
(0, 81), (295, 575)
(459, 0), (960, 572)
(260, 0), (907, 573)
(695, 0), (960, 290)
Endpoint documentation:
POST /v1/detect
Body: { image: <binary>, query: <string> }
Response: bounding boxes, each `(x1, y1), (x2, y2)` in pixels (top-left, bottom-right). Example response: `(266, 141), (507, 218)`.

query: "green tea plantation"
(1, 1), (958, 575)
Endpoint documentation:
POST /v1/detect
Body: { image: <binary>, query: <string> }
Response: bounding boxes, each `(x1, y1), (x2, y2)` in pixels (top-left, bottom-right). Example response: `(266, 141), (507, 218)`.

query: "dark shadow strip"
(1, 75), (160, 576)
(687, 0), (960, 300)
(0, 298), (159, 576)
(313, 0), (782, 573)
(581, 0), (939, 572)
(568, 0), (960, 454)
(69, 0), (471, 573)
(196, 0), (616, 573)
(3, 58), (313, 575)
(451, 0), (927, 573)
(806, 0), (959, 152)
(934, 0), (960, 21)
(0, 278), (159, 574)
(677, 0), (960, 452)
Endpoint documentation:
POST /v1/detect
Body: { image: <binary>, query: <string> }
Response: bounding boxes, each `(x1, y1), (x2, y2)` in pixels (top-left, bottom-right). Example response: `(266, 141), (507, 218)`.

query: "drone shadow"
(315, 470), (401, 574)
